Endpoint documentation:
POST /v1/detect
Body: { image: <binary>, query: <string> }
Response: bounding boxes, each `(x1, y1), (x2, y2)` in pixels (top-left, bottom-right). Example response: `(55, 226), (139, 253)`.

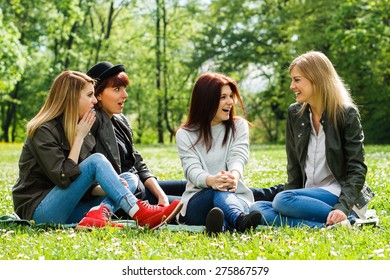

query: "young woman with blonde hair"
(12, 70), (182, 229)
(252, 51), (368, 228)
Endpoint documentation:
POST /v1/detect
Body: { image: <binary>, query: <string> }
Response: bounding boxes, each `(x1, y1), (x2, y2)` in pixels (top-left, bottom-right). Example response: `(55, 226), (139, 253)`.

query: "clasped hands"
(206, 170), (239, 192)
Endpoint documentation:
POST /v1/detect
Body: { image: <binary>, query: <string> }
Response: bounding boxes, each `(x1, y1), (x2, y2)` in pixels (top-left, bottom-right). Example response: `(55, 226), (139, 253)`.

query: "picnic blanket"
(1, 212), (379, 231)
(0, 212), (205, 232)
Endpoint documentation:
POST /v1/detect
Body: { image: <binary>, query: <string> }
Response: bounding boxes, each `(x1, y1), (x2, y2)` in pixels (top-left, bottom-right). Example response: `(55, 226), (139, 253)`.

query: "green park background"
(0, 1), (389, 261)
(1, 0), (389, 145)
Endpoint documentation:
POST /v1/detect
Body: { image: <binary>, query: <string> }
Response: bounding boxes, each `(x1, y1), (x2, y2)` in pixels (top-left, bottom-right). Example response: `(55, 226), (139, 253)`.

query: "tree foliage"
(0, 0), (388, 143)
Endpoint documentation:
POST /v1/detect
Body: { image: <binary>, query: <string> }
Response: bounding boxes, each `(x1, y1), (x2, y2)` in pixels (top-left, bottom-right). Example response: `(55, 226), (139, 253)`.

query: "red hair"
(182, 72), (247, 151)
(94, 72), (130, 109)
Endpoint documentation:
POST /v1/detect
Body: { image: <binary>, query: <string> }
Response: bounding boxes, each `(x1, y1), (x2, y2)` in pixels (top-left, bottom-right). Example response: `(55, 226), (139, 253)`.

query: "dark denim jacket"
(285, 103), (367, 215)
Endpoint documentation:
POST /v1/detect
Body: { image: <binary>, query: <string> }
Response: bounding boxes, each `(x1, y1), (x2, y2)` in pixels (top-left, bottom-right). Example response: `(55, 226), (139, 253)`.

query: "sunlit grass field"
(0, 143), (389, 260)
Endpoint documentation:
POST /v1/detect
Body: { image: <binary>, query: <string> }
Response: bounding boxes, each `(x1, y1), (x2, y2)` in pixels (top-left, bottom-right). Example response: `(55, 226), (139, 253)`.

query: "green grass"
(0, 143), (389, 260)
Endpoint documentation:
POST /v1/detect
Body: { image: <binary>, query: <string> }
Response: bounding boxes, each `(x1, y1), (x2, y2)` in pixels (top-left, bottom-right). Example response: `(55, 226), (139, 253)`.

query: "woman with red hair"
(176, 72), (262, 234)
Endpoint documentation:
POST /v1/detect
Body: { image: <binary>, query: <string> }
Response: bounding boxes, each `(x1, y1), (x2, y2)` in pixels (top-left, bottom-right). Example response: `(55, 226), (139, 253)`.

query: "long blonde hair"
(27, 71), (95, 147)
(289, 51), (357, 127)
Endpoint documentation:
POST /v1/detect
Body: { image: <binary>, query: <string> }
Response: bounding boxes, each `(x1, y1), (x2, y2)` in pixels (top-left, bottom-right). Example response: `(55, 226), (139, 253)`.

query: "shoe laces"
(139, 200), (161, 211)
(100, 206), (111, 221)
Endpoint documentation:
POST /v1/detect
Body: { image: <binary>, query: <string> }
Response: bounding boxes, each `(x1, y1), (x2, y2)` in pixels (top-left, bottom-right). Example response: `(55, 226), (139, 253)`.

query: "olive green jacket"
(285, 103), (367, 215)
(12, 116), (95, 220)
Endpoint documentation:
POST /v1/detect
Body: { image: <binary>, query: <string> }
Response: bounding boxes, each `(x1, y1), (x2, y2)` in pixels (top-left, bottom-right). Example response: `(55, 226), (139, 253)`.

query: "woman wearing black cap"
(87, 61), (186, 208)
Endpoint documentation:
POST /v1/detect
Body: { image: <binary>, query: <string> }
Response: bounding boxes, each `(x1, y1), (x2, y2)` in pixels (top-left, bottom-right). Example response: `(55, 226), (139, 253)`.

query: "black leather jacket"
(285, 103), (367, 215)
(91, 110), (155, 183)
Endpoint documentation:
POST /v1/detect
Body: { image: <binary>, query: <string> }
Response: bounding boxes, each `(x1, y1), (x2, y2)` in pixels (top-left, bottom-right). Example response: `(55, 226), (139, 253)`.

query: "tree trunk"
(1, 82), (20, 142)
(161, 0), (175, 142)
(156, 0), (164, 143)
(64, 22), (78, 69)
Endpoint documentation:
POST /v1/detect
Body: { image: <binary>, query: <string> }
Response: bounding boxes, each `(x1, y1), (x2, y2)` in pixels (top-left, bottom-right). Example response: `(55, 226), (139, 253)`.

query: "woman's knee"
(214, 189), (239, 203)
(272, 191), (295, 213)
(84, 153), (110, 166)
(90, 153), (115, 169)
(119, 172), (137, 183)
(119, 172), (138, 193)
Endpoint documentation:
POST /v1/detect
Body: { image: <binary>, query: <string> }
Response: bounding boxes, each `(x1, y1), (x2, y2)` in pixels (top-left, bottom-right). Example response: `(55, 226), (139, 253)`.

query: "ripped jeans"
(33, 153), (138, 224)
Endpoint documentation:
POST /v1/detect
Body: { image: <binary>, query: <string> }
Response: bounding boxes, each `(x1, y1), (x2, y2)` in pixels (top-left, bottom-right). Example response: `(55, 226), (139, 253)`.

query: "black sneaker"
(205, 207), (224, 235)
(236, 211), (262, 232)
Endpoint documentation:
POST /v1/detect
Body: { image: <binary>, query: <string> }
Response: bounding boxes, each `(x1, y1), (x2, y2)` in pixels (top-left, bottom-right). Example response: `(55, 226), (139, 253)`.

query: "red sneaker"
(76, 205), (124, 230)
(130, 199), (183, 230)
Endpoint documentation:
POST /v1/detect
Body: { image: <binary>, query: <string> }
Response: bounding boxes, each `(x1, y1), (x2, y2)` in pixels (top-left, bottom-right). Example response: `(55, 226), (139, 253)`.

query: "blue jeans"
(250, 188), (339, 228)
(32, 153), (139, 224)
(181, 188), (250, 231)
